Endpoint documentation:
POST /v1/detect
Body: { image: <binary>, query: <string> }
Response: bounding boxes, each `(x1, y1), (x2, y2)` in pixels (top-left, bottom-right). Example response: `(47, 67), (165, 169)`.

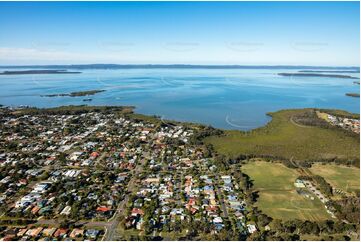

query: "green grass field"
(242, 161), (331, 221)
(204, 109), (359, 161)
(310, 164), (360, 194)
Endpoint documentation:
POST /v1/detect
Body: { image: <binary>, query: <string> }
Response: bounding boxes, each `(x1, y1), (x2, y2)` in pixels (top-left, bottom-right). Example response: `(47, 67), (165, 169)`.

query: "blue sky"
(0, 1), (359, 66)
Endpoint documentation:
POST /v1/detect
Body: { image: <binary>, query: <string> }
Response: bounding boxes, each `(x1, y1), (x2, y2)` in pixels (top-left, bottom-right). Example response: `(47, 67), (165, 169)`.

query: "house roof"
(54, 228), (68, 237)
(69, 228), (84, 238)
(131, 208), (145, 216)
(206, 205), (218, 211)
(96, 206), (111, 212)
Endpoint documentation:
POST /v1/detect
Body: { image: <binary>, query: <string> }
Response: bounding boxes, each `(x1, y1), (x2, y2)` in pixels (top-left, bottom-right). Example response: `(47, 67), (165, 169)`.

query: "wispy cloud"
(0, 46), (149, 64)
(0, 47), (90, 62)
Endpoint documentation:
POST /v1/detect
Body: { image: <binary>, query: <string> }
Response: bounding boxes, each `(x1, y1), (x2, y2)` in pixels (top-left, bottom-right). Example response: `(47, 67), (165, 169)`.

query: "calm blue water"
(0, 68), (359, 130)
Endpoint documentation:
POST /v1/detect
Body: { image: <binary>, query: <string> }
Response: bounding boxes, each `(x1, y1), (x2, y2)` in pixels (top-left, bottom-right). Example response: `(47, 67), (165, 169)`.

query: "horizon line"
(0, 64), (359, 69)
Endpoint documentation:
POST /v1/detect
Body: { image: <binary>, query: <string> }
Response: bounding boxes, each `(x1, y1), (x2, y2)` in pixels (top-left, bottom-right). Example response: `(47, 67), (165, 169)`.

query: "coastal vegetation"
(204, 109), (359, 163)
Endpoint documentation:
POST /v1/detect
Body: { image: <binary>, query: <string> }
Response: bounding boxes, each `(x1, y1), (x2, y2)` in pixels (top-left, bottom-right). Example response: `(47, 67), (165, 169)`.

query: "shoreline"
(2, 104), (359, 132)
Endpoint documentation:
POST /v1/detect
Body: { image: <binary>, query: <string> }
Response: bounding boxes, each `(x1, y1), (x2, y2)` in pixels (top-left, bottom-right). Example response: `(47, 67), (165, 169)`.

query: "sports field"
(242, 161), (331, 221)
(310, 164), (359, 194)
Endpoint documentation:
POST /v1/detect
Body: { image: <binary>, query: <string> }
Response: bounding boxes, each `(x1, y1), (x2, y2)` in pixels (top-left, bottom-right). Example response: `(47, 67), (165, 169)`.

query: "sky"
(0, 1), (359, 66)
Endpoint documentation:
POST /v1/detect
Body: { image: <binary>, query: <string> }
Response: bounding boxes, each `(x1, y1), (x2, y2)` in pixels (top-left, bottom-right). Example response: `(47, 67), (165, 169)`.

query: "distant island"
(353, 81), (360, 85)
(0, 70), (81, 75)
(278, 73), (358, 79)
(42, 90), (105, 97)
(345, 93), (360, 98)
(299, 70), (360, 74)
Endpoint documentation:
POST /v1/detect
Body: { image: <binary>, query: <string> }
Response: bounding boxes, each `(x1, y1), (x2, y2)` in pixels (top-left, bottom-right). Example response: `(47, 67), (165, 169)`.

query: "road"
(289, 116), (312, 128)
(214, 176), (229, 218)
(103, 158), (144, 240)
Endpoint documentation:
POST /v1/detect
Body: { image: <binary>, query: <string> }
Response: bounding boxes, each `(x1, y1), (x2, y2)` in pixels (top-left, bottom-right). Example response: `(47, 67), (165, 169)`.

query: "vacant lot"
(205, 109), (359, 161)
(242, 161), (331, 221)
(310, 164), (360, 194)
